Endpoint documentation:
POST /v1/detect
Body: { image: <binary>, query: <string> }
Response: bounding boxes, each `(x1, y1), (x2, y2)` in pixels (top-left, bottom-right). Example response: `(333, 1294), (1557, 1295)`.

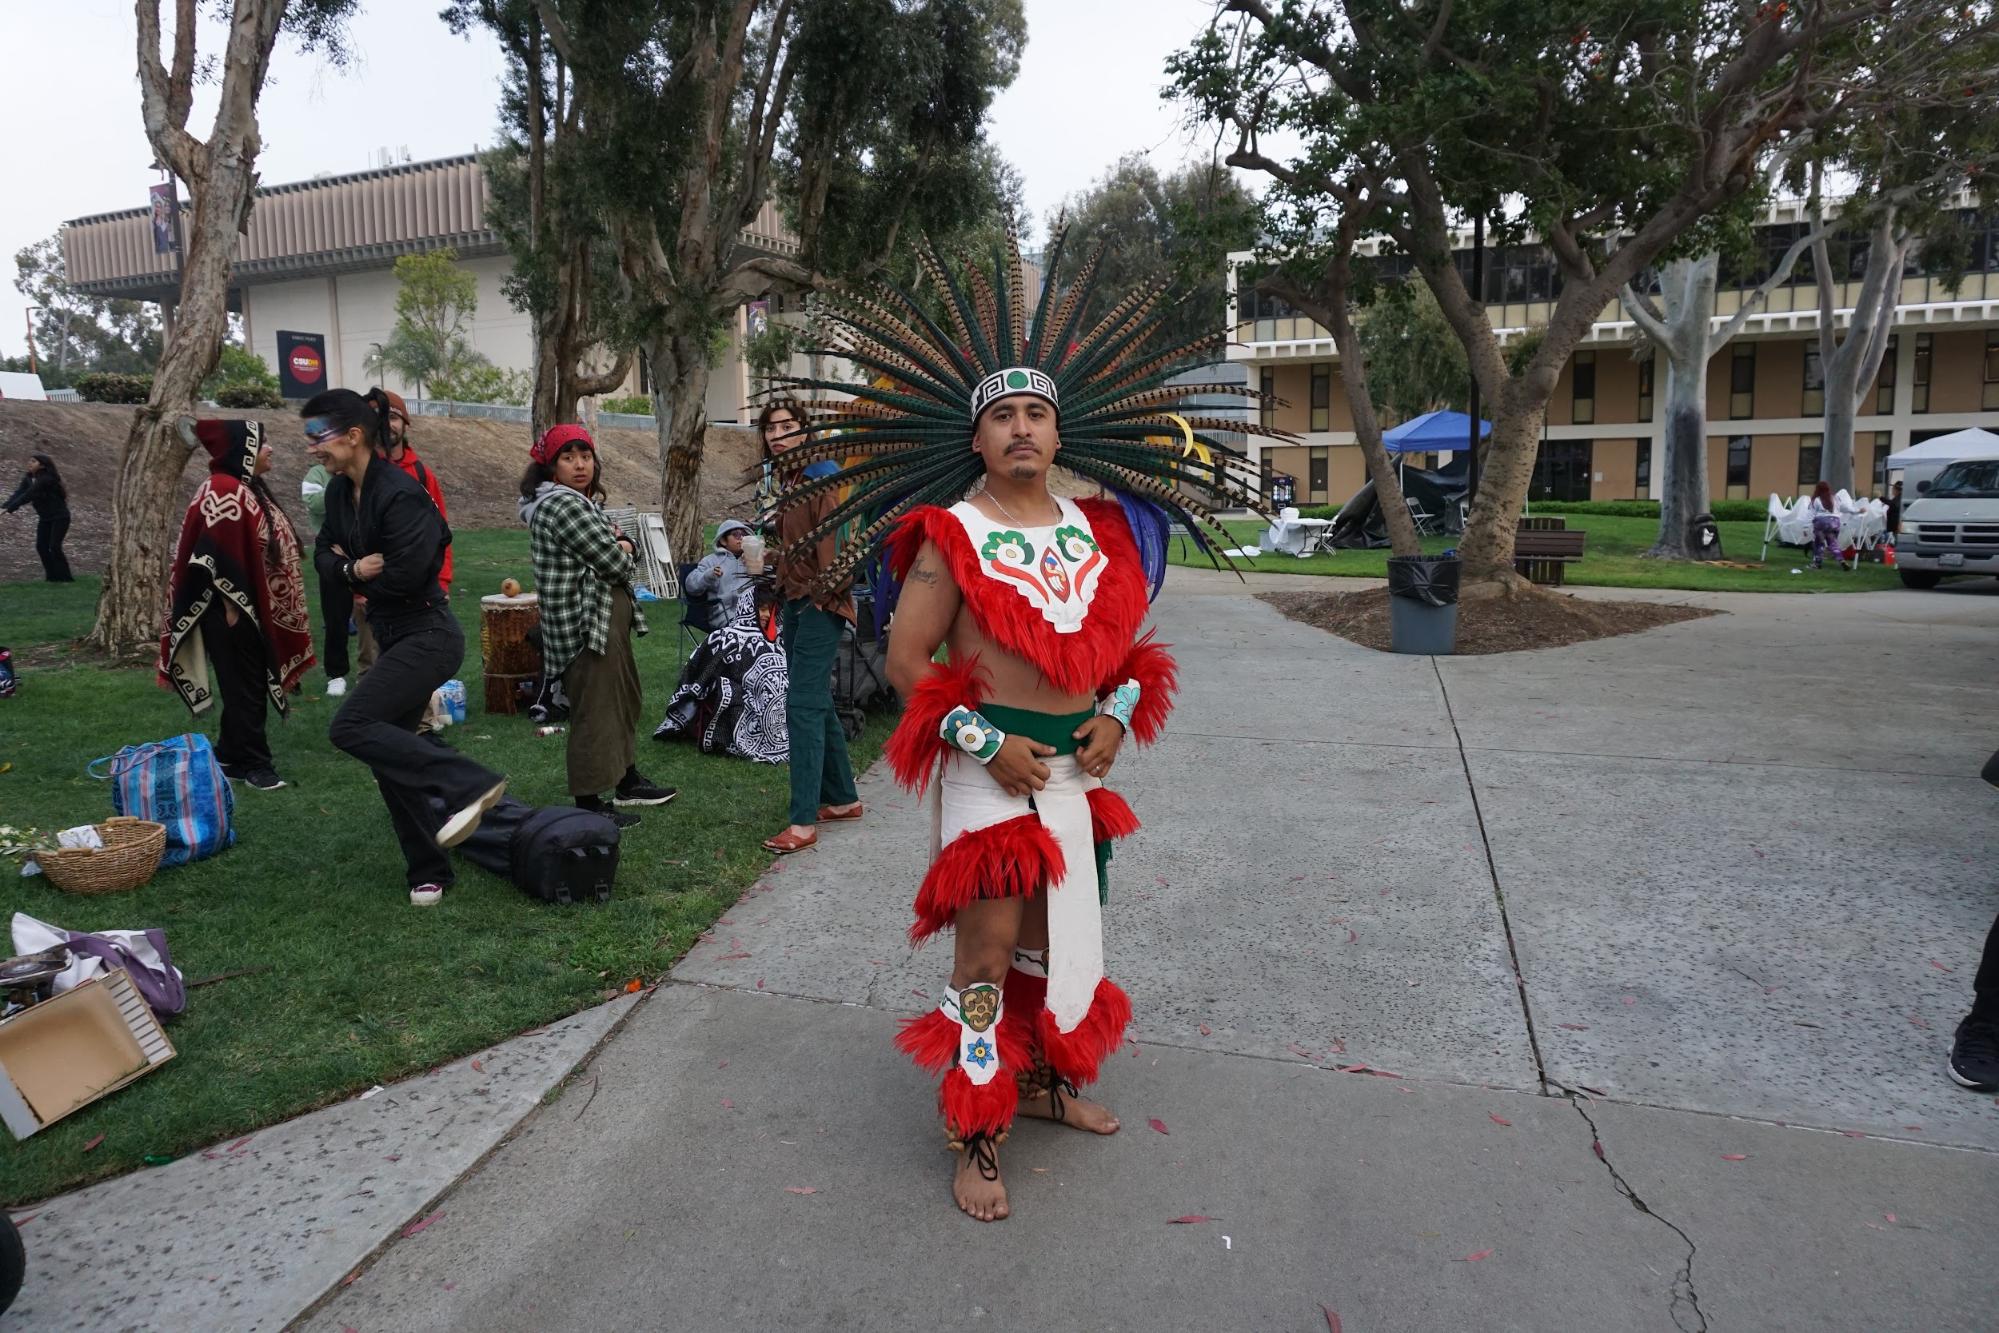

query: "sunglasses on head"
(304, 421), (344, 445)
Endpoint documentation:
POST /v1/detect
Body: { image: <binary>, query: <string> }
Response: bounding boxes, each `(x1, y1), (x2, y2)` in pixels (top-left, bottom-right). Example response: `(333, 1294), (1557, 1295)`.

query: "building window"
(1913, 333), (1932, 413)
(1726, 436), (1751, 499)
(1730, 344), (1756, 419)
(1875, 335), (1897, 414)
(1259, 369), (1275, 429)
(1637, 357), (1654, 422)
(1871, 432), (1894, 491)
(1798, 434), (1822, 490)
(1803, 346), (1824, 417)
(1634, 440), (1652, 498)
(1571, 351), (1596, 424)
(1310, 363), (1331, 432)
(1308, 446), (1329, 498)
(1985, 331), (1999, 410)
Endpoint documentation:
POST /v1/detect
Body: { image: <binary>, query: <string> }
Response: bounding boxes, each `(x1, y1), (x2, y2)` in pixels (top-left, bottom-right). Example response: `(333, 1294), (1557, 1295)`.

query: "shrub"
(1528, 498), (1765, 522)
(74, 372), (153, 404)
(599, 395), (654, 416)
(202, 345), (280, 402)
(429, 364), (531, 406)
(215, 384), (284, 409)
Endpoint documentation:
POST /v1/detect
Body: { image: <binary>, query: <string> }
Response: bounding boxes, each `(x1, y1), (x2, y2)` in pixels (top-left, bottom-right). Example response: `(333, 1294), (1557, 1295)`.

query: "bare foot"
(952, 1135), (1009, 1221)
(1018, 1084), (1120, 1135)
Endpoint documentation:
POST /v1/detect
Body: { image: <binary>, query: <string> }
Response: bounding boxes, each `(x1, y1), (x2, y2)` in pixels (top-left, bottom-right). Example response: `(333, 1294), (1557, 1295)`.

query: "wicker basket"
(38, 817), (167, 896)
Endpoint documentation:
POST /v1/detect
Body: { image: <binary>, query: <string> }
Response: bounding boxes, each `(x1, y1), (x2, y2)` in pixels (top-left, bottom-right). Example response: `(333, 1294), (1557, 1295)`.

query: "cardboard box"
(0, 970), (175, 1139)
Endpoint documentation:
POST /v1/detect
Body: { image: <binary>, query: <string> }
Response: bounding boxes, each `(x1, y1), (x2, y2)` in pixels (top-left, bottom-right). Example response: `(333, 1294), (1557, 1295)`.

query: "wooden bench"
(1513, 517), (1588, 586)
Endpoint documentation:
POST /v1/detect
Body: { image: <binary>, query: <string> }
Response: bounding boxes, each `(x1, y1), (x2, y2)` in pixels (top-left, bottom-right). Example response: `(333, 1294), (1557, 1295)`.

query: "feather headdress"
(765, 227), (1293, 598)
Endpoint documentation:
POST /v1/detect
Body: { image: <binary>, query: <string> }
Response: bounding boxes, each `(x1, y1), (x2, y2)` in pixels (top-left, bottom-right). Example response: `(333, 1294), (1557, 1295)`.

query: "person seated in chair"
(685, 519), (756, 617)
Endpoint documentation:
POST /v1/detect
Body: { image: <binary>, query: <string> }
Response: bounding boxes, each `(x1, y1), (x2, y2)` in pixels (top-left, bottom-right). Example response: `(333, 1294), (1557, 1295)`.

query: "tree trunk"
(650, 331), (713, 564)
(1650, 258), (1719, 559)
(89, 163), (246, 656)
(1452, 406), (1543, 587)
(1818, 216), (1903, 496)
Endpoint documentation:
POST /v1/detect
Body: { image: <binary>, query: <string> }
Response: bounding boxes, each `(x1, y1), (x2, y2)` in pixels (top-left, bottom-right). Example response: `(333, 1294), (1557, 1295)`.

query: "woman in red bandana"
(159, 419), (316, 791)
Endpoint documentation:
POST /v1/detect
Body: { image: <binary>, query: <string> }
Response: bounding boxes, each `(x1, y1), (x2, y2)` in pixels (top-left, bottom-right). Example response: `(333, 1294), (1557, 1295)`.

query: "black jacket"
(3, 472), (67, 520)
(313, 454), (452, 619)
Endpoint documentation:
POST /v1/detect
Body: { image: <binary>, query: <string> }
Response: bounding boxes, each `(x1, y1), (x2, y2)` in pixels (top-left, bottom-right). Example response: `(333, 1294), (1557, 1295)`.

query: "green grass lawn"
(0, 529), (889, 1204)
(1171, 512), (1903, 593)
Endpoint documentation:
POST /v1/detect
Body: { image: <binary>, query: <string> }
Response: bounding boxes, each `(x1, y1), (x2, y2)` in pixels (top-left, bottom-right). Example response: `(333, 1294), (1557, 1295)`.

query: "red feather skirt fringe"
(1039, 978), (1133, 1088)
(1086, 787), (1141, 843)
(909, 814), (1063, 944)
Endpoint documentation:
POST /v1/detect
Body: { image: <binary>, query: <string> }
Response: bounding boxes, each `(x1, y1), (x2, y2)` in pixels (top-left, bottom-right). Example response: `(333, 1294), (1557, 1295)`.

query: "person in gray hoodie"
(686, 518), (756, 613)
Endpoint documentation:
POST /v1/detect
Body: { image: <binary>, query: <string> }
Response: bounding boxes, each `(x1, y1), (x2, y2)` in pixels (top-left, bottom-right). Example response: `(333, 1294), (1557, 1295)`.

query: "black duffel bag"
(429, 794), (621, 905)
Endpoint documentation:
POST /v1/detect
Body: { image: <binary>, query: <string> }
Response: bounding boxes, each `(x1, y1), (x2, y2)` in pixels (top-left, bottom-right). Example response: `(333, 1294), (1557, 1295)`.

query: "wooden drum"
(479, 592), (542, 715)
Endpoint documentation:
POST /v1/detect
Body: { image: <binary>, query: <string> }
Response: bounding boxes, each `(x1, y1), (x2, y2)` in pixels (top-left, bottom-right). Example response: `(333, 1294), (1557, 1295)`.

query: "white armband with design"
(941, 705), (1006, 764)
(1097, 678), (1140, 733)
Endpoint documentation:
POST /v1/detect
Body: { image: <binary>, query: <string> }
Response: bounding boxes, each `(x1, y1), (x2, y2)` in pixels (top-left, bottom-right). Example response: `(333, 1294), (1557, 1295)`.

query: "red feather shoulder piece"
(890, 496), (1149, 694)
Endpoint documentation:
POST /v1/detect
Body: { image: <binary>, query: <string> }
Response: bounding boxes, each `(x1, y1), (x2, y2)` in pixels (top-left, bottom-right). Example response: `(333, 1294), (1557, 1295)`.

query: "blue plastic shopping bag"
(88, 733), (235, 867)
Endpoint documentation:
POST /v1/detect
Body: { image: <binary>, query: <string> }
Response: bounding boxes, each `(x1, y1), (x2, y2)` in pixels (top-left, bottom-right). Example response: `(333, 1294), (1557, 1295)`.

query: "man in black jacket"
(306, 388), (506, 907)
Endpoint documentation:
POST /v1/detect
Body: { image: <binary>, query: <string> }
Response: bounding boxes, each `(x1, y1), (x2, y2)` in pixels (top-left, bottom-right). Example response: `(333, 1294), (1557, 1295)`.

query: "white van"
(1897, 457), (1999, 588)
(0, 371), (49, 401)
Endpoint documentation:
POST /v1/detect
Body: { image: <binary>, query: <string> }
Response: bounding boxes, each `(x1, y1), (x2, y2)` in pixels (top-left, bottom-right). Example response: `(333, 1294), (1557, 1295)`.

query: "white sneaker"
(326, 677), (348, 697)
(437, 779), (508, 848)
(409, 882), (445, 907)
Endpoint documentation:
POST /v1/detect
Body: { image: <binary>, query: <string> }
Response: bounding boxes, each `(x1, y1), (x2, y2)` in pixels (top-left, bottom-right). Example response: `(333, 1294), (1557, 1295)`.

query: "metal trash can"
(1386, 554), (1461, 655)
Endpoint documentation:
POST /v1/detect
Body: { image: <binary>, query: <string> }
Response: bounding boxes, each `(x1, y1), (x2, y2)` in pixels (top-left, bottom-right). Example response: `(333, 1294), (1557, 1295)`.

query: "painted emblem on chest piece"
(961, 504), (1107, 634)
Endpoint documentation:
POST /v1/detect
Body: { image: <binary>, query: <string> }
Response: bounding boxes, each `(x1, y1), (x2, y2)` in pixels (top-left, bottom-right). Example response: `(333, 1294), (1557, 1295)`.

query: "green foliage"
(201, 344), (280, 400)
(430, 362), (532, 406)
(1530, 498), (1767, 522)
(1357, 281), (1469, 423)
(741, 320), (802, 384)
(599, 395), (654, 416)
(1050, 156), (1259, 356)
(74, 371), (153, 403)
(363, 248), (489, 398)
(14, 232), (162, 377)
(214, 384), (284, 409)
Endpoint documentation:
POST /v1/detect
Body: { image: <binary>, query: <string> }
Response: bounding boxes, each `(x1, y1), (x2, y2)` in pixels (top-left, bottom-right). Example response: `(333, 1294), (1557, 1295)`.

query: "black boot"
(578, 793), (641, 830)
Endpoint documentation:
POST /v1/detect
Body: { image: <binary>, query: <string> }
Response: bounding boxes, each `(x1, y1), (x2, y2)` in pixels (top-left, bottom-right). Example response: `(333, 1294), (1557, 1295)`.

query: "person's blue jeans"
(781, 598), (858, 827)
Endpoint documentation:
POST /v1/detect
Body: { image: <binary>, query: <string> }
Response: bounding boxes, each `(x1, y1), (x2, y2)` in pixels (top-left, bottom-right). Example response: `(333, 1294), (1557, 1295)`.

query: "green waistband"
(980, 703), (1095, 754)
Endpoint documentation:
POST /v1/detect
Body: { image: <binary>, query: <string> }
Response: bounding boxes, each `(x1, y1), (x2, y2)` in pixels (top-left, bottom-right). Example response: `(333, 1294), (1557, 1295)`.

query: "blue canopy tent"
(1382, 410), (1491, 515)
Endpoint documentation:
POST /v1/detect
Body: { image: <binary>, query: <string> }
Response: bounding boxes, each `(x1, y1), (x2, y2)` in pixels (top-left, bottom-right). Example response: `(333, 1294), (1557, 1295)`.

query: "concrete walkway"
(36, 573), (1999, 1331)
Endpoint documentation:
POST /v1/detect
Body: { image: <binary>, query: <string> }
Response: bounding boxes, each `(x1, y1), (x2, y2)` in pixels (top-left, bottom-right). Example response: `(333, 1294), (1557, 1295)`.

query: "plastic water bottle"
(535, 725), (566, 737)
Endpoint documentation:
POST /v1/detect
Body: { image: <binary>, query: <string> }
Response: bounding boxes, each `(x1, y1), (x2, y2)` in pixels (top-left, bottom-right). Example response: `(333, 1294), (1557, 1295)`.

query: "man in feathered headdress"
(770, 231), (1286, 1221)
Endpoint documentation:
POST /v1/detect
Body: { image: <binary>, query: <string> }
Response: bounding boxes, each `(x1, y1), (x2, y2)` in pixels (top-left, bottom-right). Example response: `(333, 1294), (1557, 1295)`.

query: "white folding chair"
(1405, 496), (1440, 536)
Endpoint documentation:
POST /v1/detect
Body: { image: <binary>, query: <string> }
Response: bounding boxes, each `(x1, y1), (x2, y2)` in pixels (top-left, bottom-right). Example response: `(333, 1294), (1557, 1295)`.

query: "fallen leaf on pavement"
(1908, 1014), (1929, 1030)
(82, 1134), (104, 1153)
(1198, 1024), (1212, 1036)
(1322, 1307), (1342, 1332)
(1621, 996), (1637, 1005)
(471, 1060), (484, 1073)
(402, 1211), (445, 1238)
(1346, 929), (1359, 945)
(1884, 1212), (1897, 1223)
(1488, 1114), (1511, 1127)
(1557, 1023), (1589, 1031)
(785, 1186), (818, 1195)
(1721, 1154), (1748, 1161)
(625, 978), (644, 993)
(1148, 1118), (1169, 1135)
(1592, 1140), (1606, 1160)
(1930, 960), (1953, 972)
(1459, 1249), (1494, 1262)
(721, 1098), (735, 1109)
(1168, 1215), (1217, 1224)
(1841, 1130), (1868, 1138)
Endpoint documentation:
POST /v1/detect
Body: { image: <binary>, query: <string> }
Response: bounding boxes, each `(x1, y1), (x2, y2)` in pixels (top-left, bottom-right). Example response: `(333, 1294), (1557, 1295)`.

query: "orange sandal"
(816, 804), (864, 822)
(763, 828), (818, 854)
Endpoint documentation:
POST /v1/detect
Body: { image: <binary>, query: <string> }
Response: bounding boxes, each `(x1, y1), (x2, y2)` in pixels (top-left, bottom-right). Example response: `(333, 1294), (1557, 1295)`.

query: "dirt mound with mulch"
(1260, 586), (1717, 655)
(0, 401), (761, 581)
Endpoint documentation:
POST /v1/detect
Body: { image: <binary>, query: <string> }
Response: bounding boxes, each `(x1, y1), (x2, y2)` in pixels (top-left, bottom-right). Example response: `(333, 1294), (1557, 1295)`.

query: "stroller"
(833, 583), (896, 740)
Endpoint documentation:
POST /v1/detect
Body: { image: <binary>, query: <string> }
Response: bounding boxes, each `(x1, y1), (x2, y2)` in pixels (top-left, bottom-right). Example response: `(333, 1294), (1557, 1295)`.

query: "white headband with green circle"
(970, 367), (1059, 421)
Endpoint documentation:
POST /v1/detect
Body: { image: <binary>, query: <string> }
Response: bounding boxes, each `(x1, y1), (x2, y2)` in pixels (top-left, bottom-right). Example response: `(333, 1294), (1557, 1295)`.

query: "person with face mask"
(159, 420), (316, 791)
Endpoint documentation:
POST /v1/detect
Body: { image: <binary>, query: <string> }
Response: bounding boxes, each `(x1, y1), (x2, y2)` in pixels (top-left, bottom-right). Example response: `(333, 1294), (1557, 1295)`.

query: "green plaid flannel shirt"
(527, 487), (646, 678)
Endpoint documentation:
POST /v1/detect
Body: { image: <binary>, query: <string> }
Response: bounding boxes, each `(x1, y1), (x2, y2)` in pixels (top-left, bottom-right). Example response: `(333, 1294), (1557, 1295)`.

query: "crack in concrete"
(1563, 1087), (1709, 1333)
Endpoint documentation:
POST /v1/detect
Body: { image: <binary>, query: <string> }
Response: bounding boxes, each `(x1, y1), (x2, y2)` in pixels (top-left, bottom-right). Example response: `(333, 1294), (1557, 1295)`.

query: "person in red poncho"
(159, 418), (316, 791)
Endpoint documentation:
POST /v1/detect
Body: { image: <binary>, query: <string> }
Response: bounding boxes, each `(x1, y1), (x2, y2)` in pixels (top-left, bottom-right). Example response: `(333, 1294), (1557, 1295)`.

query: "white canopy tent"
(1883, 428), (1999, 471)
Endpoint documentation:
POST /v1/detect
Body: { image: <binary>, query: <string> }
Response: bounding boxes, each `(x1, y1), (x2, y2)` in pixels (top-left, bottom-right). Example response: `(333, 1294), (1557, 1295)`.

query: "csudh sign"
(276, 331), (328, 399)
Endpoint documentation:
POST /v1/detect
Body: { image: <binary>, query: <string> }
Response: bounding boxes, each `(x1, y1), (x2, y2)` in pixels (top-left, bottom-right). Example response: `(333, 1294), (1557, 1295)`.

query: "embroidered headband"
(970, 367), (1058, 422)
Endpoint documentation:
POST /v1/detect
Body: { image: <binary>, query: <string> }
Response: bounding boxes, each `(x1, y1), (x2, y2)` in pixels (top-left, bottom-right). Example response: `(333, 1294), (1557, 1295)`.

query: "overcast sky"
(0, 0), (1240, 362)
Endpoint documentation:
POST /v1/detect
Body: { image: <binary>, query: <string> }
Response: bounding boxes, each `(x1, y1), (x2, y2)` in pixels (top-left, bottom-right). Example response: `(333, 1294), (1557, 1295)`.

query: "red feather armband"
(885, 655), (993, 793)
(1095, 632), (1178, 746)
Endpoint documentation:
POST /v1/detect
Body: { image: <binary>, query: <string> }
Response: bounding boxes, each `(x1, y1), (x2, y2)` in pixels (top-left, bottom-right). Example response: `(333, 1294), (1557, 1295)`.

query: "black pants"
(1970, 913), (1999, 1026)
(328, 607), (502, 888)
(35, 513), (71, 582)
(199, 608), (272, 772)
(318, 570), (355, 679)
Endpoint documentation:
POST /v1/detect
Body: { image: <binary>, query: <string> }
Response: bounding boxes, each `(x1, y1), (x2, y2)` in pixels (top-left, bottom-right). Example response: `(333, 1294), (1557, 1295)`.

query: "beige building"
(61, 153), (800, 423)
(1229, 200), (1999, 507)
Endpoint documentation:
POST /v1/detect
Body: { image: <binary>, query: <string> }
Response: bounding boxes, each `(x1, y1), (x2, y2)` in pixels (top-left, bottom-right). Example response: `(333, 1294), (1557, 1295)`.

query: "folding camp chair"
(676, 562), (718, 659)
(1405, 496), (1441, 536)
